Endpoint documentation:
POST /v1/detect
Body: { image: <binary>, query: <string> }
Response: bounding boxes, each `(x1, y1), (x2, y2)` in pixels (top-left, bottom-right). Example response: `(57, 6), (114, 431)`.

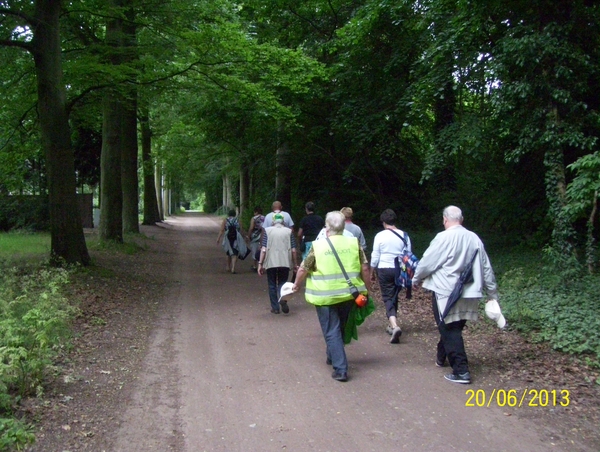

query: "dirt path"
(21, 212), (598, 451)
(93, 213), (587, 452)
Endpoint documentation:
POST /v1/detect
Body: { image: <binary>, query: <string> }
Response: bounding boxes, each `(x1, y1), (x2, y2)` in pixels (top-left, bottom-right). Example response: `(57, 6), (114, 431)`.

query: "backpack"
(226, 218), (238, 241)
(250, 215), (264, 242)
(389, 230), (419, 299)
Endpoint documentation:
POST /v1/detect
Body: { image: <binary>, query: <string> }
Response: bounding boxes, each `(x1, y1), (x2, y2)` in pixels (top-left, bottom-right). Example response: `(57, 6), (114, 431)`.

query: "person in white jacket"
(412, 205), (498, 384)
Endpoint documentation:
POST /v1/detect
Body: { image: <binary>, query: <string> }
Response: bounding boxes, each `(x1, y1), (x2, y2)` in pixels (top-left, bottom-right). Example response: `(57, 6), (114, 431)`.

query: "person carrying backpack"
(370, 208), (413, 344)
(217, 209), (247, 274)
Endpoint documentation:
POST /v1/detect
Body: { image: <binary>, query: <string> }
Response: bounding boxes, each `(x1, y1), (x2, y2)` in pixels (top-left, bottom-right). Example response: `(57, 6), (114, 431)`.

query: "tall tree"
(99, 3), (125, 242)
(0, 0), (90, 265)
(120, 7), (139, 234)
(139, 102), (161, 224)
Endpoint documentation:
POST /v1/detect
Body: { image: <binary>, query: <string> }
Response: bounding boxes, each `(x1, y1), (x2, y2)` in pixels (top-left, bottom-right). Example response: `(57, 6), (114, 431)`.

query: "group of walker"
(217, 202), (504, 384)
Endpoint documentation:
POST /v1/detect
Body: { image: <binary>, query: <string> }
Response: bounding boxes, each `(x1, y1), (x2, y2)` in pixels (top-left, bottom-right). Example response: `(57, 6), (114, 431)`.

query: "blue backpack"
(389, 230), (419, 299)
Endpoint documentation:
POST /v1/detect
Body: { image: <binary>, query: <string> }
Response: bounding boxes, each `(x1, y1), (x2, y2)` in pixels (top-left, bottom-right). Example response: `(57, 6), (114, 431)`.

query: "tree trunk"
(276, 141), (292, 214)
(121, 10), (139, 234)
(586, 190), (598, 274)
(163, 175), (171, 216)
(545, 106), (575, 256)
(239, 163), (249, 220)
(32, 0), (90, 265)
(100, 93), (124, 242)
(121, 92), (139, 233)
(140, 104), (161, 225)
(99, 7), (125, 242)
(432, 77), (457, 196)
(155, 163), (164, 219)
(223, 173), (233, 210)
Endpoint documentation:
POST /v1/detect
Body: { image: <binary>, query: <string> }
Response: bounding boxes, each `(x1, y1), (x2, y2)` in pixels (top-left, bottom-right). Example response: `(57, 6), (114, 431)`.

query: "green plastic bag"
(343, 296), (376, 344)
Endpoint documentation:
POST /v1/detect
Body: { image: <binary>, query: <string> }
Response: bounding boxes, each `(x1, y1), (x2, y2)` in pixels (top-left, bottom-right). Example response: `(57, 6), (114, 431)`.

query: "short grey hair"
(443, 205), (463, 222)
(325, 211), (345, 235)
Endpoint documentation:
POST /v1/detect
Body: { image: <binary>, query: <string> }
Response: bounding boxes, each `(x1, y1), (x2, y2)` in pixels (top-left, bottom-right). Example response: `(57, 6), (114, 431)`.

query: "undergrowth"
(0, 262), (76, 450)
(499, 250), (600, 368)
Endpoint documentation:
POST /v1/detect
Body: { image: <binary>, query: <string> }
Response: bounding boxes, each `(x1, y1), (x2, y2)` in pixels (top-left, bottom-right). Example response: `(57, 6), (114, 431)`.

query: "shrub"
(0, 196), (49, 232)
(0, 264), (75, 449)
(0, 417), (35, 451)
(500, 265), (600, 361)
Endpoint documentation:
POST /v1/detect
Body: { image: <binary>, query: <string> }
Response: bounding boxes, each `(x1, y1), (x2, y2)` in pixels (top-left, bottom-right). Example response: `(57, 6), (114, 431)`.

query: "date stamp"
(465, 389), (570, 408)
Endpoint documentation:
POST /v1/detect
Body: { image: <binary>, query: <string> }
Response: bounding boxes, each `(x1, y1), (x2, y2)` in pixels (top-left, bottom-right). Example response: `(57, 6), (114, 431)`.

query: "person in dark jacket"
(297, 201), (324, 260)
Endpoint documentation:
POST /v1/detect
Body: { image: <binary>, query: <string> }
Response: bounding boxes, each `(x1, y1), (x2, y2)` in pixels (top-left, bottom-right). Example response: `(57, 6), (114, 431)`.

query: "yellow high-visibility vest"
(305, 235), (366, 306)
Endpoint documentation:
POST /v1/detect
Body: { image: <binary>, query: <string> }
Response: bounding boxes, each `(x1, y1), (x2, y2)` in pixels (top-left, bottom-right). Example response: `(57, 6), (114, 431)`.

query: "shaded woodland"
(1, 2), (600, 448)
(0, 0), (598, 267)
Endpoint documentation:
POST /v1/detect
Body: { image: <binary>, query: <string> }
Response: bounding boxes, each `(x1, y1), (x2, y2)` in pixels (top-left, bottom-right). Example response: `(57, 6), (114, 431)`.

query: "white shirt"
(370, 228), (411, 269)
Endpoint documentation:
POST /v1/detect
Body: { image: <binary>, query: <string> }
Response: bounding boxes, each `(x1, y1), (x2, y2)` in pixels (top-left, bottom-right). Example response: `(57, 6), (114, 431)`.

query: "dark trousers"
(377, 268), (401, 318)
(267, 267), (290, 312)
(432, 293), (469, 375)
(315, 300), (354, 374)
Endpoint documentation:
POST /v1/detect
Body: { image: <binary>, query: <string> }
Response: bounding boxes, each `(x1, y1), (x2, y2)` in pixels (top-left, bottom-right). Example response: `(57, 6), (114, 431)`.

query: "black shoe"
(444, 372), (471, 384)
(436, 358), (448, 367)
(390, 327), (402, 344)
(270, 309), (280, 314)
(326, 357), (332, 365)
(331, 371), (348, 382)
(280, 300), (289, 314)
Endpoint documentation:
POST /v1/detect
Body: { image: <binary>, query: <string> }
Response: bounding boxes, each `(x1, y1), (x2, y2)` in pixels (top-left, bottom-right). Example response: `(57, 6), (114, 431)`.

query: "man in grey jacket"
(412, 205), (499, 384)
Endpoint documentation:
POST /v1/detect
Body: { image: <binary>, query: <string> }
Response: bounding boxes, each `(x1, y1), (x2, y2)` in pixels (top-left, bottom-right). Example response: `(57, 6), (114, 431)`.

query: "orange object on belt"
(355, 294), (367, 307)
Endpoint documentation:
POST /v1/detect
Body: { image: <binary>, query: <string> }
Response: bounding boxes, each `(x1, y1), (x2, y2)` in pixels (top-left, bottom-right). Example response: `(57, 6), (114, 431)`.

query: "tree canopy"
(1, 0), (599, 268)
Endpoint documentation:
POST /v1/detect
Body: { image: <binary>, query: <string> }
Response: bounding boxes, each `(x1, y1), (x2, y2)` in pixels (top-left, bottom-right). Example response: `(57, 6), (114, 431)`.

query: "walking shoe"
(390, 327), (402, 344)
(270, 309), (280, 314)
(436, 358), (448, 367)
(331, 371), (348, 382)
(385, 325), (394, 335)
(444, 372), (471, 384)
(280, 300), (289, 314)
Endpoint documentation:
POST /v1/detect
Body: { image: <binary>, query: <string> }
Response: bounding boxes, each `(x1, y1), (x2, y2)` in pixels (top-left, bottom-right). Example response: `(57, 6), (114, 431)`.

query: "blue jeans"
(301, 241), (313, 261)
(267, 267), (290, 312)
(315, 300), (354, 374)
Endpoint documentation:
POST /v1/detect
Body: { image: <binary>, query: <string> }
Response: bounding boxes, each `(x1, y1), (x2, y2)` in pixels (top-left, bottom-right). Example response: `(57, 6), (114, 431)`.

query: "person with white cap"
(412, 205), (501, 384)
(258, 213), (298, 314)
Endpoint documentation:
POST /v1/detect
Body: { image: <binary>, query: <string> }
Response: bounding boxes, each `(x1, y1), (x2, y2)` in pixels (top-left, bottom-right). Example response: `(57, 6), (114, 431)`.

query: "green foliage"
(0, 417), (35, 451)
(0, 232), (50, 264)
(0, 197), (49, 232)
(0, 266), (75, 398)
(0, 264), (75, 448)
(500, 261), (600, 361)
(86, 234), (146, 255)
(566, 152), (600, 219)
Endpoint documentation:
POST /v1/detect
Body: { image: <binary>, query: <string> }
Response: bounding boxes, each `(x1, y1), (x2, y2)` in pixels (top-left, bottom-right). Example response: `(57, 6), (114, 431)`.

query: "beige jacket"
(263, 224), (293, 269)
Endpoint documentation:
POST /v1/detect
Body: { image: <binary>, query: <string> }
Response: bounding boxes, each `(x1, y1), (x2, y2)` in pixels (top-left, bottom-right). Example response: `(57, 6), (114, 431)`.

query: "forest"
(1, 0), (600, 447)
(1, 0), (599, 255)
